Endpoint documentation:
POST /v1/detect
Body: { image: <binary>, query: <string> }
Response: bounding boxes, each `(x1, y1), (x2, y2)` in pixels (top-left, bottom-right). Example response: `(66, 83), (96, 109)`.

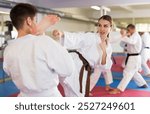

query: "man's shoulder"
(37, 35), (61, 47)
(37, 35), (53, 40)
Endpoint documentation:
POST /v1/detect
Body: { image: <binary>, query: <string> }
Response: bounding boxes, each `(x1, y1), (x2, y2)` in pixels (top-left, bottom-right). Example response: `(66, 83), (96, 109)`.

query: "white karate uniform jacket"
(3, 34), (75, 97)
(141, 32), (150, 75)
(118, 32), (147, 91)
(61, 32), (113, 96)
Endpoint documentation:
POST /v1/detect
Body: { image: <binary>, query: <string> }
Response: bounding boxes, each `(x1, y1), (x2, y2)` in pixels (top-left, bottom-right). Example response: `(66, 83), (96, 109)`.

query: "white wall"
(110, 31), (124, 53)
(37, 13), (96, 32)
(0, 12), (123, 53)
(50, 18), (95, 32)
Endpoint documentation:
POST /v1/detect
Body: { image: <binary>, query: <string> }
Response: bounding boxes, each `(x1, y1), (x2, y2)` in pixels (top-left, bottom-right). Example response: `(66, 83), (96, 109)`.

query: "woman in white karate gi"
(52, 15), (114, 96)
(109, 24), (148, 94)
(139, 32), (150, 77)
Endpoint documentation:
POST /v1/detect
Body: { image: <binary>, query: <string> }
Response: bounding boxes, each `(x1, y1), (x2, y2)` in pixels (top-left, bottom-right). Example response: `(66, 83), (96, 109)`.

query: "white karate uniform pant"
(141, 49), (150, 75)
(121, 54), (127, 68)
(60, 81), (80, 97)
(90, 68), (113, 91)
(60, 53), (85, 97)
(61, 53), (113, 96)
(117, 55), (147, 91)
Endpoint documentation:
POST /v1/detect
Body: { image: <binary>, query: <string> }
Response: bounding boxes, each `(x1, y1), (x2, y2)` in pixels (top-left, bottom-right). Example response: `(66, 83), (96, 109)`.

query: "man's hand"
(35, 14), (60, 35)
(121, 31), (131, 38)
(120, 31), (127, 38)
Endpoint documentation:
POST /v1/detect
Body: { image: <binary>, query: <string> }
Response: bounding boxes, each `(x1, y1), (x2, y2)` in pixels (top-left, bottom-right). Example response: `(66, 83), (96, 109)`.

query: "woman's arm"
(52, 30), (95, 49)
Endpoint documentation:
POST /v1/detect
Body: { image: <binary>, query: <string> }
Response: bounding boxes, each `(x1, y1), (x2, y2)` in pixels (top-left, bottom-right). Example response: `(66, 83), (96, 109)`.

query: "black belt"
(144, 47), (150, 49)
(68, 49), (92, 97)
(125, 53), (140, 65)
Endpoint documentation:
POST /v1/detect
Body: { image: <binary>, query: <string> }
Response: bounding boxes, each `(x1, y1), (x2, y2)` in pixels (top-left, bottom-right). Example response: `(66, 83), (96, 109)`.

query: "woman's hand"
(52, 29), (64, 39)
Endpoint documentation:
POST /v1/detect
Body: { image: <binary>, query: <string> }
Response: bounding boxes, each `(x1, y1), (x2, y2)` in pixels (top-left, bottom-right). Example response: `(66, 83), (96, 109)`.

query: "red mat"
(111, 64), (124, 72)
(9, 86), (150, 97)
(9, 93), (19, 97)
(91, 86), (150, 97)
(111, 56), (125, 72)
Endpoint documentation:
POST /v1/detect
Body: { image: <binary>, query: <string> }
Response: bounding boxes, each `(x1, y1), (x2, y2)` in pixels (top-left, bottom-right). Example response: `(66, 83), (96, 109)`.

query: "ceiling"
(2, 0), (150, 26)
(6, 0), (150, 8)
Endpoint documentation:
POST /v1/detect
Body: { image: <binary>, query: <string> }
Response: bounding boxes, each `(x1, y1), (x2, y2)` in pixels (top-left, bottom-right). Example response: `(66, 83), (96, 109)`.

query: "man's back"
(3, 34), (74, 97)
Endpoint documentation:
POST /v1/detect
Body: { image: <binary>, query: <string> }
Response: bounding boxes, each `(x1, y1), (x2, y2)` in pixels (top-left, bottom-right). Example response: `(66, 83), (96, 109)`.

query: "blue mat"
(0, 80), (19, 97)
(0, 70), (8, 79)
(0, 62), (8, 79)
(0, 71), (150, 97)
(112, 53), (126, 56)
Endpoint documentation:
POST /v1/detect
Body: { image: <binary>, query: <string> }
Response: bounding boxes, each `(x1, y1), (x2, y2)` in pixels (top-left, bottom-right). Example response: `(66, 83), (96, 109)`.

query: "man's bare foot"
(139, 84), (148, 88)
(105, 85), (113, 91)
(109, 88), (121, 94)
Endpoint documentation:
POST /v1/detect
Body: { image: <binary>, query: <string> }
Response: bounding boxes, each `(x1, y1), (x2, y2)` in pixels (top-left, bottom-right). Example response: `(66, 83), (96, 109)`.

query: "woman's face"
(97, 19), (112, 38)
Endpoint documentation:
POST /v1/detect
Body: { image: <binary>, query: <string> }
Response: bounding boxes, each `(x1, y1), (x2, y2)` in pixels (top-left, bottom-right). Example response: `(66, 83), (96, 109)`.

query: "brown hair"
(127, 24), (135, 29)
(98, 15), (112, 27)
(10, 3), (37, 30)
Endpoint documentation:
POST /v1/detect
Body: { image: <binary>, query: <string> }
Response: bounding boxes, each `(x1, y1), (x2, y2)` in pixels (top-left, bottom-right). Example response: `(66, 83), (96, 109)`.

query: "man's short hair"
(127, 24), (135, 29)
(10, 3), (37, 30)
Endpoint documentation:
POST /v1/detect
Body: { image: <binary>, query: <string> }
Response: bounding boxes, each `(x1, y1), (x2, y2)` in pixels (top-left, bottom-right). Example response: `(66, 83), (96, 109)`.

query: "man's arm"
(33, 14), (60, 35)
(41, 36), (75, 77)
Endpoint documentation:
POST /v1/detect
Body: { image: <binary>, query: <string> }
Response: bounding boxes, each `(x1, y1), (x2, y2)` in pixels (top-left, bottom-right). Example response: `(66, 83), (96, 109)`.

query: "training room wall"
(36, 13), (96, 32)
(0, 9), (123, 53)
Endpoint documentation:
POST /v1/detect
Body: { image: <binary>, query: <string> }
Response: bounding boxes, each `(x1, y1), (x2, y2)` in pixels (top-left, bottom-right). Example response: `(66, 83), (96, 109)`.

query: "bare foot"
(89, 92), (93, 97)
(109, 89), (121, 94)
(105, 85), (114, 91)
(139, 84), (148, 88)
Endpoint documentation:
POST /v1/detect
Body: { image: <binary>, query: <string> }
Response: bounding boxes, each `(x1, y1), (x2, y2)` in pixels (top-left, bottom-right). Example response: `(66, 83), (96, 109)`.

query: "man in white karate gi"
(109, 24), (148, 94)
(3, 3), (75, 97)
(139, 31), (150, 77)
